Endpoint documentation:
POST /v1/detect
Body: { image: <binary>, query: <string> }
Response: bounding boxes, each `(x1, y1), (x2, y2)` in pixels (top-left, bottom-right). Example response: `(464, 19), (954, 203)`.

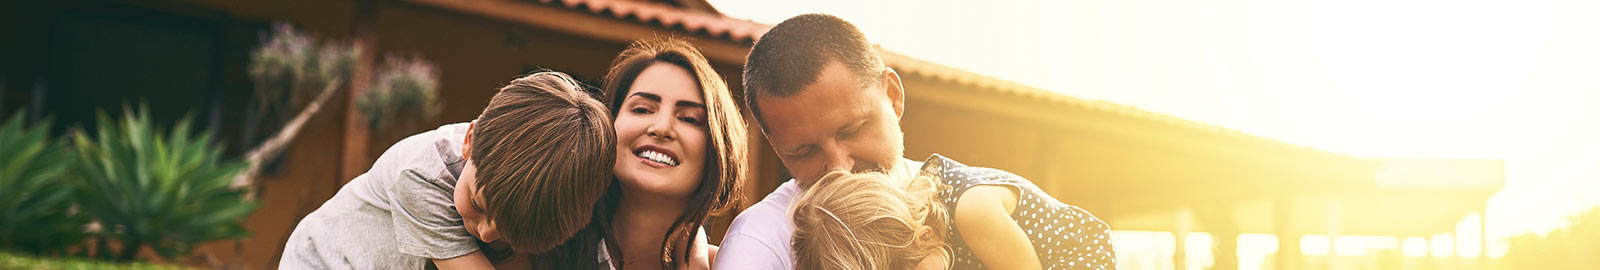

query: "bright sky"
(709, 0), (1600, 268)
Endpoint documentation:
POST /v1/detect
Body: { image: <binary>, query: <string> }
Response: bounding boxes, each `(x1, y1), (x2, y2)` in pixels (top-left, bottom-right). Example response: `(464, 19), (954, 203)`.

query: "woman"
(537, 36), (747, 270)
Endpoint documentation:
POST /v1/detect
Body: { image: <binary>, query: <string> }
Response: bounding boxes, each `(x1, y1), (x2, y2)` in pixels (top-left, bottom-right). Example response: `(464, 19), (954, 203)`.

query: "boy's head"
(742, 13), (908, 188)
(453, 71), (616, 254)
(791, 170), (949, 270)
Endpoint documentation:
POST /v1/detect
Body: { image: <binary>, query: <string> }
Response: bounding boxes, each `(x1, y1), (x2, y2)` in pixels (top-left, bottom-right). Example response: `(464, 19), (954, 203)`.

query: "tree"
(1501, 206), (1600, 269)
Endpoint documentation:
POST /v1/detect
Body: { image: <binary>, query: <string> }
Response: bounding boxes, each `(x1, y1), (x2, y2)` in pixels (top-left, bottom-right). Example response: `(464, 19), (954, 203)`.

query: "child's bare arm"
(431, 251), (494, 270)
(954, 185), (1043, 270)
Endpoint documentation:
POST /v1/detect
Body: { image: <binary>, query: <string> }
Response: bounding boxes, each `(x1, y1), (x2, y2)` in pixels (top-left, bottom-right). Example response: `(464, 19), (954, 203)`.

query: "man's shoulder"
(727, 180), (799, 232)
(715, 180), (797, 269)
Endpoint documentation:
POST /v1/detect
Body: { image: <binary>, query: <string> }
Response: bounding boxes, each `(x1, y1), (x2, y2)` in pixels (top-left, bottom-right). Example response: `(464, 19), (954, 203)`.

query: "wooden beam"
(901, 76), (1375, 188)
(340, 0), (378, 182)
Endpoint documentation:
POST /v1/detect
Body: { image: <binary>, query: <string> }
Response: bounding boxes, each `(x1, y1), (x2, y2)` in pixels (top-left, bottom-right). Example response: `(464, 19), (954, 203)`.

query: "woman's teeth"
(638, 150), (678, 167)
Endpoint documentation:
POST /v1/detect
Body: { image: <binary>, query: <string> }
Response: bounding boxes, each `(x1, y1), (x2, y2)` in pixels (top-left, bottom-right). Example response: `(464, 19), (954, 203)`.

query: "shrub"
(358, 54), (442, 129)
(0, 112), (87, 255)
(69, 107), (257, 261)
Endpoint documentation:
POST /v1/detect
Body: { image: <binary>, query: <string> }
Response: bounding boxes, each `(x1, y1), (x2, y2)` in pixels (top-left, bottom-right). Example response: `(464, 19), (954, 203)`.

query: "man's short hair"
(742, 13), (885, 122)
(470, 71), (615, 254)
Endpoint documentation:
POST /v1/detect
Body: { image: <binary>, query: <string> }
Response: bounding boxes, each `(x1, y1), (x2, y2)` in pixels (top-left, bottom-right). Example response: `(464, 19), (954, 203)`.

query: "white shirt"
(713, 158), (923, 269)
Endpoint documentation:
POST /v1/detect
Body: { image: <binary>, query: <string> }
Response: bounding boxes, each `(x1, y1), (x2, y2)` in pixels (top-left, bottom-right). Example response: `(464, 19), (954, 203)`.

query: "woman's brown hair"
(791, 170), (951, 270)
(471, 71), (616, 255)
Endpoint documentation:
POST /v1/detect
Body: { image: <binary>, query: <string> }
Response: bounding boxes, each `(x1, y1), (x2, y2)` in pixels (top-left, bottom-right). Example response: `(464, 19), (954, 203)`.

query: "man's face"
(756, 62), (906, 188)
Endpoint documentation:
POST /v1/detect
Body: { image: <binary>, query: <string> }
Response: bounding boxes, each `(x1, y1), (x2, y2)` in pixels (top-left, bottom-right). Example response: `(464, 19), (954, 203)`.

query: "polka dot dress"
(923, 154), (1117, 270)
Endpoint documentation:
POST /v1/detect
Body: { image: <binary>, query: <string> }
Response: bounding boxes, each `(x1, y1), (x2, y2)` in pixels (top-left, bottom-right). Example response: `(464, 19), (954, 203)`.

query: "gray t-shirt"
(280, 123), (479, 269)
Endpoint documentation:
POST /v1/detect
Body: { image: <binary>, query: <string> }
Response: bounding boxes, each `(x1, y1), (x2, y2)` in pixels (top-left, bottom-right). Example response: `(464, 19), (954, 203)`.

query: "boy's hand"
(432, 250), (494, 270)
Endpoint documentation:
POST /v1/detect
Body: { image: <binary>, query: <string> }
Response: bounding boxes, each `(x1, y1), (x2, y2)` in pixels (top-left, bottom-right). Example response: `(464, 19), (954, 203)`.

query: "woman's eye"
(679, 116), (701, 125)
(630, 107), (652, 114)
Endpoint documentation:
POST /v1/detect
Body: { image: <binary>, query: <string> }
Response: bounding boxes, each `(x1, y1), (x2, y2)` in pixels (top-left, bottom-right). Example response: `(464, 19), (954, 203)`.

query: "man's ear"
(883, 67), (905, 119)
(463, 120), (476, 158)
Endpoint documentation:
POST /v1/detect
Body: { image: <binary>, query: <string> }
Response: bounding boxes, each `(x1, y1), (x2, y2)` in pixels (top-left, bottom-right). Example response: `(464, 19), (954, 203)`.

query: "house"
(0, 0), (1499, 269)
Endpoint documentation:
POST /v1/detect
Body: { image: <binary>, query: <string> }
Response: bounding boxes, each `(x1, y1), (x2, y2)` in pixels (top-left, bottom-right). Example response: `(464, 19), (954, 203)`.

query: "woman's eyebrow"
(675, 100), (705, 109)
(628, 92), (661, 102)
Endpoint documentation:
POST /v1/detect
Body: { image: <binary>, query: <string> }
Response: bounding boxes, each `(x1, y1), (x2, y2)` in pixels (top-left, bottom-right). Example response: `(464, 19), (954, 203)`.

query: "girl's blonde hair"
(792, 169), (950, 270)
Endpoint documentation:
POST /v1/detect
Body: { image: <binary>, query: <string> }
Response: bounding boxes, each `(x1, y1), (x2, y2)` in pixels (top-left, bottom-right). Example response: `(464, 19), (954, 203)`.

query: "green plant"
(0, 252), (192, 270)
(247, 22), (355, 116)
(0, 112), (86, 255)
(231, 23), (440, 191)
(233, 23), (358, 191)
(69, 107), (257, 262)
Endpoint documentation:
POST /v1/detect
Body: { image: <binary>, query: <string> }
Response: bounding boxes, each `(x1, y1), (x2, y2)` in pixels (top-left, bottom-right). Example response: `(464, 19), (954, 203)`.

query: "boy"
(280, 71), (615, 269)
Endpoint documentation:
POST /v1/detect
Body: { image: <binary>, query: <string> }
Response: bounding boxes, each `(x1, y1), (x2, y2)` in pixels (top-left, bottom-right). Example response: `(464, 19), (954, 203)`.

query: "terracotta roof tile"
(531, 0), (768, 43)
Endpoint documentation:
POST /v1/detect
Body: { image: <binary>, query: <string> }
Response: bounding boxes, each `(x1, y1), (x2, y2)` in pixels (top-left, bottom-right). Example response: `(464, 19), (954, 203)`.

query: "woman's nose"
(646, 115), (676, 140)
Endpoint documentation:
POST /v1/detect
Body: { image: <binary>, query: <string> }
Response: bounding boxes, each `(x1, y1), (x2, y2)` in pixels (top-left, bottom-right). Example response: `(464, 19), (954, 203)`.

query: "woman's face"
(613, 62), (709, 199)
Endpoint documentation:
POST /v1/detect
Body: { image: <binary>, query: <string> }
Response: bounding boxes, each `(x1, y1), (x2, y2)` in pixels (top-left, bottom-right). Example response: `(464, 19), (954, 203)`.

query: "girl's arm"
(954, 185), (1043, 270)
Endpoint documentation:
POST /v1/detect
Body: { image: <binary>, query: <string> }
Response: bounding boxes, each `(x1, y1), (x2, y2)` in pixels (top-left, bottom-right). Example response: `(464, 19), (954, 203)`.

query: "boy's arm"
(390, 169), (481, 261)
(431, 251), (494, 270)
(954, 185), (1043, 270)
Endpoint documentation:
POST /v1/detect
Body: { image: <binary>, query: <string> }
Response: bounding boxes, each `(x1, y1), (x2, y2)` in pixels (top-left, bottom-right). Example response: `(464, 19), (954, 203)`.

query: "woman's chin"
(617, 174), (697, 198)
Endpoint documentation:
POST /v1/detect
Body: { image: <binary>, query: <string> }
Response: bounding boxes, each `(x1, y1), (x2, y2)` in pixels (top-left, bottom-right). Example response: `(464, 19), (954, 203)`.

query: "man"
(717, 14), (1113, 269)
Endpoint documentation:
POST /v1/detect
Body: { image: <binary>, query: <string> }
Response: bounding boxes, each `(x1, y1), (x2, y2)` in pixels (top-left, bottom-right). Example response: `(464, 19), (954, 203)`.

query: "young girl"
(792, 154), (1116, 270)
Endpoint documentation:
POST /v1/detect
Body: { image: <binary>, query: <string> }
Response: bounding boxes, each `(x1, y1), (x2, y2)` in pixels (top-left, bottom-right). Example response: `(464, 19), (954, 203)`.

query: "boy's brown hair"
(470, 71), (616, 254)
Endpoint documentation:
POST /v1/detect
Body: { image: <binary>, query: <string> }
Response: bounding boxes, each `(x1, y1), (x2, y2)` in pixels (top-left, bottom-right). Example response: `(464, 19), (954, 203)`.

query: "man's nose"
(821, 144), (855, 174)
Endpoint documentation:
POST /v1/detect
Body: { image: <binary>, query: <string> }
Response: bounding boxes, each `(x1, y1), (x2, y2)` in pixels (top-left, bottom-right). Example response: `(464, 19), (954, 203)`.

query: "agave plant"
(69, 107), (257, 262)
(0, 112), (86, 255)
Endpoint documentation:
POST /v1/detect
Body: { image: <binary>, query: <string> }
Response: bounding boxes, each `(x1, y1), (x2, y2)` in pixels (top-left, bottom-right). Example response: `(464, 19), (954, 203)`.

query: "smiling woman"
(536, 36), (748, 270)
